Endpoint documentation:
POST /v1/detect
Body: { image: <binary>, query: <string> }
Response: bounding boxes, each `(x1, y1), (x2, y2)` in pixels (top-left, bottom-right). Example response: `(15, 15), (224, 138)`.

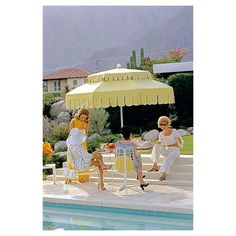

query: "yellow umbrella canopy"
(66, 64), (175, 108)
(66, 64), (175, 126)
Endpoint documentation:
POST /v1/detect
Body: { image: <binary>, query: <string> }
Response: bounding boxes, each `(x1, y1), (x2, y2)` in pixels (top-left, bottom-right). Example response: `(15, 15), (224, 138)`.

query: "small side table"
(43, 163), (56, 184)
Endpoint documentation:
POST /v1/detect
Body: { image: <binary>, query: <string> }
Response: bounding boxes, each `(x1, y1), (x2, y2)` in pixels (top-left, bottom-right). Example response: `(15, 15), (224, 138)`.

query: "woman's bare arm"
(69, 119), (75, 131)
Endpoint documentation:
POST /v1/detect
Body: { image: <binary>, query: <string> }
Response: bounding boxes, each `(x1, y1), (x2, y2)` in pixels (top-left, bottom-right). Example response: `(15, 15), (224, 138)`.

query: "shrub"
(43, 93), (62, 118)
(43, 116), (53, 141)
(45, 152), (67, 168)
(88, 108), (110, 133)
(50, 122), (70, 146)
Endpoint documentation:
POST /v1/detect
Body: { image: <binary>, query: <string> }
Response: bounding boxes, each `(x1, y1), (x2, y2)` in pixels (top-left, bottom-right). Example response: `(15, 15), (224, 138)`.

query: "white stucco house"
(43, 68), (91, 94)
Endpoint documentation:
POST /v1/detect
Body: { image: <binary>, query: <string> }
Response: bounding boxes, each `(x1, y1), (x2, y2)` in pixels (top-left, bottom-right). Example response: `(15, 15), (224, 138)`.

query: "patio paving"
(43, 180), (193, 214)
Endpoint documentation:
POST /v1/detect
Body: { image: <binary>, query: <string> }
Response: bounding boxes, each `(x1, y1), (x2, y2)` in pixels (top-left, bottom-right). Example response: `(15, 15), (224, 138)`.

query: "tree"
(138, 57), (153, 73)
(166, 73), (193, 127)
(106, 104), (170, 134)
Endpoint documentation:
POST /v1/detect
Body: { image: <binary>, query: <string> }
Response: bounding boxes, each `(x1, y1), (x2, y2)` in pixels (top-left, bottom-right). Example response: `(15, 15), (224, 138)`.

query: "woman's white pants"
(150, 144), (180, 173)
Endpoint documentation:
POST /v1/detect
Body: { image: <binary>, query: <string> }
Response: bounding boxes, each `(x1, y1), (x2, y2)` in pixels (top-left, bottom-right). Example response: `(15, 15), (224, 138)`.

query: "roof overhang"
(153, 61), (193, 73)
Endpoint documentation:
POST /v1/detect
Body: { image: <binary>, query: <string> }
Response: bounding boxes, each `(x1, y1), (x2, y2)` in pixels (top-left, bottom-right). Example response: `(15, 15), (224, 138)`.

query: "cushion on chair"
(115, 156), (134, 173)
(77, 165), (98, 182)
(78, 174), (90, 183)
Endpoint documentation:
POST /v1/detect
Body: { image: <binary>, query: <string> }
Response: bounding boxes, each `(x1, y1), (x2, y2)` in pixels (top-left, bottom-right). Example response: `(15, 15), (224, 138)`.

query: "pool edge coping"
(43, 196), (193, 215)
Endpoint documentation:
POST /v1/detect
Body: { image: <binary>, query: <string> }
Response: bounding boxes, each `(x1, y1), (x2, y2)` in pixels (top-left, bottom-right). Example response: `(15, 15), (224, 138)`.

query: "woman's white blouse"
(159, 129), (180, 146)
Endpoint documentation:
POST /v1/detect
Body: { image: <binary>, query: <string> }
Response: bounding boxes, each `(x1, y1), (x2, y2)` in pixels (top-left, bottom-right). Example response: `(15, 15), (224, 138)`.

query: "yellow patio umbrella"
(66, 64), (175, 127)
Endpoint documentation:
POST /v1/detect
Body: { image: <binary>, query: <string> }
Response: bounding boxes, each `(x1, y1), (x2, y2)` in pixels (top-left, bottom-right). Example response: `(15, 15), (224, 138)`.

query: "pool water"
(43, 202), (193, 230)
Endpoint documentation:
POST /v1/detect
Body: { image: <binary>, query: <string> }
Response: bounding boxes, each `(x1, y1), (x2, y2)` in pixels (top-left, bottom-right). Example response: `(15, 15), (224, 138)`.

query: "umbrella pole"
(120, 106), (124, 128)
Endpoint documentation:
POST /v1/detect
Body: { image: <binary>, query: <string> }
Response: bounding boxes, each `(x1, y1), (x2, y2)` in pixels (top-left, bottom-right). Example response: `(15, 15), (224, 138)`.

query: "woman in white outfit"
(148, 116), (183, 181)
(66, 128), (111, 190)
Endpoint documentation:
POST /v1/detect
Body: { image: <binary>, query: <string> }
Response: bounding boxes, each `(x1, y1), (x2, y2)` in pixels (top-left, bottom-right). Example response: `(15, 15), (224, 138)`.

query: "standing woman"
(70, 108), (90, 151)
(148, 116), (183, 181)
(67, 108), (90, 180)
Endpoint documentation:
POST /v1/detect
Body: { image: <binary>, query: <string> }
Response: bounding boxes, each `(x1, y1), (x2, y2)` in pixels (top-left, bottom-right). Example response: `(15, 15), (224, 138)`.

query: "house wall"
(46, 80), (55, 93)
(47, 79), (66, 93)
(67, 77), (85, 90)
(43, 77), (85, 94)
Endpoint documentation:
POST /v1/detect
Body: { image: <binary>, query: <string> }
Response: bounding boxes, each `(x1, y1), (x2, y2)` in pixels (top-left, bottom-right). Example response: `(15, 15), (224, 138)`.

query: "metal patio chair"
(112, 146), (135, 195)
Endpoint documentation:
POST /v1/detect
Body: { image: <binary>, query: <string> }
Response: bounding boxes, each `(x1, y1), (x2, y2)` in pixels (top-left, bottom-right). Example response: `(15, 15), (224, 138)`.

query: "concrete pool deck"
(43, 180), (193, 214)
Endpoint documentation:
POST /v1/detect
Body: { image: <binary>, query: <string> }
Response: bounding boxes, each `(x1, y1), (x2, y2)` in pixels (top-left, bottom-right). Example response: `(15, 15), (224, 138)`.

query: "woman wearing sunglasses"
(148, 116), (183, 181)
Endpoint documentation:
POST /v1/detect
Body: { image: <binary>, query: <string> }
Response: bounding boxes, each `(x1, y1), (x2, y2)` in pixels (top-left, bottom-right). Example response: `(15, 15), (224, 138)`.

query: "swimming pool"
(43, 202), (193, 230)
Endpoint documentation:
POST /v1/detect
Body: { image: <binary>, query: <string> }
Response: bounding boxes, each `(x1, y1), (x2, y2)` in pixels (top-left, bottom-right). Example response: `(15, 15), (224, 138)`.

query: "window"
(54, 80), (61, 91)
(73, 80), (78, 86)
(43, 81), (48, 92)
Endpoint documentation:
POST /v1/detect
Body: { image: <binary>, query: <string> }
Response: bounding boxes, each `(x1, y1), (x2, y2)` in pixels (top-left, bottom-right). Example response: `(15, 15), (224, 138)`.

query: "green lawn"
(180, 135), (193, 155)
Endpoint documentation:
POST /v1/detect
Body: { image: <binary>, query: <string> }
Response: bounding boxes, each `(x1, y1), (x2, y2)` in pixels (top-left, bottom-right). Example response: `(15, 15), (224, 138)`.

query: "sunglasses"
(160, 123), (167, 126)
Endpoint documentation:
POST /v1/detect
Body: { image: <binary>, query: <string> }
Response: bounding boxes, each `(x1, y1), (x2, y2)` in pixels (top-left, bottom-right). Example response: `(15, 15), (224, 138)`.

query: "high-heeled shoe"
(159, 173), (166, 181)
(137, 175), (146, 180)
(140, 182), (149, 190)
(148, 165), (159, 172)
(97, 183), (107, 190)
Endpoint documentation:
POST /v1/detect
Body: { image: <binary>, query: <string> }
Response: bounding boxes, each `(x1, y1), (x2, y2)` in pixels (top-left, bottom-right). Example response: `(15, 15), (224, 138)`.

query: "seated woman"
(66, 128), (111, 190)
(148, 116), (183, 181)
(115, 126), (149, 190)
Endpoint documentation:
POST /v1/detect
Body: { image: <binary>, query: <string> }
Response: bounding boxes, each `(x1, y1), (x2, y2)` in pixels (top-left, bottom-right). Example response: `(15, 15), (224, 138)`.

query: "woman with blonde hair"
(148, 116), (183, 181)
